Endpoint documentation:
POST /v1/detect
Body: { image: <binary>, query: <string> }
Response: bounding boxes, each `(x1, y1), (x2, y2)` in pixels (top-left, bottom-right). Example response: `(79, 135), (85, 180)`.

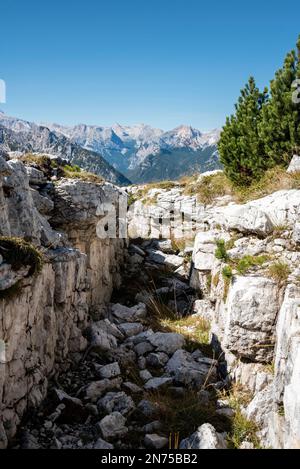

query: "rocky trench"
(11, 238), (235, 450)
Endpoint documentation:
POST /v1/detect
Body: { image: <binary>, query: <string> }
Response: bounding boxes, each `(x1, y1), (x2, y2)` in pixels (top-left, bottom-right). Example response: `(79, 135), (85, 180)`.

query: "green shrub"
(64, 164), (81, 173)
(222, 265), (233, 301)
(236, 254), (269, 275)
(222, 265), (233, 280)
(215, 239), (229, 262)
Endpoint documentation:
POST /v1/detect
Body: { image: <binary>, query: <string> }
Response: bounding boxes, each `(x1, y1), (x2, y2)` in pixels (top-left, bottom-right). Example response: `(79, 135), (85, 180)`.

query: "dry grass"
(20, 153), (51, 168)
(179, 166), (300, 205)
(145, 388), (232, 442)
(233, 167), (300, 203)
(0, 236), (43, 276)
(218, 383), (260, 449)
(62, 168), (104, 183)
(20, 153), (104, 184)
(146, 293), (214, 356)
(145, 180), (178, 191)
(160, 315), (211, 346)
(183, 172), (232, 204)
(268, 261), (291, 285)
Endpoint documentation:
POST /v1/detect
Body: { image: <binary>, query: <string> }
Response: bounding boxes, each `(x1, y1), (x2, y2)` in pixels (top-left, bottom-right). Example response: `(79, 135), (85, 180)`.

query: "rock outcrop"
(188, 188), (300, 449)
(128, 177), (300, 449)
(0, 155), (126, 448)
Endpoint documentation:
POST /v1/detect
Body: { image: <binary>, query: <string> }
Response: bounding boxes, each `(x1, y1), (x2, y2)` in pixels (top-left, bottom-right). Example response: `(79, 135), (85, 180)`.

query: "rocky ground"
(11, 239), (234, 450)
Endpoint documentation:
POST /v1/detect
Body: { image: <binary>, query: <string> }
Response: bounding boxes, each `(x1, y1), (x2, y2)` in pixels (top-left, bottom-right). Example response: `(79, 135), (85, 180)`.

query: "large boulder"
(223, 276), (279, 362)
(223, 204), (273, 236)
(223, 190), (300, 235)
(192, 231), (230, 271)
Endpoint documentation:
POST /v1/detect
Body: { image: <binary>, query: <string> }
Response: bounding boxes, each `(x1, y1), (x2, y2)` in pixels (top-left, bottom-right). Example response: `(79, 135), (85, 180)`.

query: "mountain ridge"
(45, 121), (221, 182)
(0, 111), (221, 183)
(0, 112), (131, 186)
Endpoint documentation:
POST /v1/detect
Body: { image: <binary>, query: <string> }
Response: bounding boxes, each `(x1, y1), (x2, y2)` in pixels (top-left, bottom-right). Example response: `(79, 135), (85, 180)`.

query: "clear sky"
(1, 0), (300, 130)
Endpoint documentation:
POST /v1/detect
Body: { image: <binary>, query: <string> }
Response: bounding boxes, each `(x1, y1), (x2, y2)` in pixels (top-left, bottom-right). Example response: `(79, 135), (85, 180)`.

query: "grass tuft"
(219, 384), (260, 449)
(183, 173), (231, 204)
(145, 388), (232, 441)
(268, 261), (290, 285)
(0, 237), (43, 276)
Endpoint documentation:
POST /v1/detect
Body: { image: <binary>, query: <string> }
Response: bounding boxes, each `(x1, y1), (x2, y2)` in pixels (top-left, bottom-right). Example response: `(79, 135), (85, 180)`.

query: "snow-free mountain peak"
(0, 111), (221, 183)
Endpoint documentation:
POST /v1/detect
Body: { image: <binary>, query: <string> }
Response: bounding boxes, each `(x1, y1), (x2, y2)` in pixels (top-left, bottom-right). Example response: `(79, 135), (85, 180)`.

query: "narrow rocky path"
(12, 239), (234, 450)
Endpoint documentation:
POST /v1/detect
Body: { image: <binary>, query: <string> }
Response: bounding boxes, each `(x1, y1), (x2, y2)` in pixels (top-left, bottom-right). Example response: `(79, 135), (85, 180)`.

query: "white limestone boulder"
(287, 155), (300, 173)
(223, 276), (279, 362)
(179, 423), (227, 449)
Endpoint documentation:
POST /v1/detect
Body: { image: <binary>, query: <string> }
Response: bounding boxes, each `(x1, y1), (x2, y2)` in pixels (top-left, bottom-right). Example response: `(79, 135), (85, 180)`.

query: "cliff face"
(189, 192), (300, 448)
(128, 176), (300, 449)
(1, 154), (300, 449)
(0, 155), (126, 448)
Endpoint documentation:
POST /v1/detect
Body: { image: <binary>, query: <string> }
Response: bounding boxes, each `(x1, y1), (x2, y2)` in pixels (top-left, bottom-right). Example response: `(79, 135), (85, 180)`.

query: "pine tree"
(259, 36), (300, 164)
(218, 77), (268, 186)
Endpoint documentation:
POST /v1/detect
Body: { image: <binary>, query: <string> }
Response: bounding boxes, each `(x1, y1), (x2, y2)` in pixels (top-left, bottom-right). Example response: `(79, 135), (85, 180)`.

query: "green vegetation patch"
(215, 239), (230, 262)
(235, 254), (270, 275)
(0, 236), (43, 276)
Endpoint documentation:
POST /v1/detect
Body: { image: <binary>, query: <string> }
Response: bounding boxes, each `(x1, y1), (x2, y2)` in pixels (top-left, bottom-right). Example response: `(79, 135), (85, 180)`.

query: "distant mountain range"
(0, 111), (221, 184)
(0, 112), (130, 185)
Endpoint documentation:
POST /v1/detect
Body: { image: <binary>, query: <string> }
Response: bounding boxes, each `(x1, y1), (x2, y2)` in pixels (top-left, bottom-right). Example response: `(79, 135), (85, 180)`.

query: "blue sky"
(1, 0), (300, 130)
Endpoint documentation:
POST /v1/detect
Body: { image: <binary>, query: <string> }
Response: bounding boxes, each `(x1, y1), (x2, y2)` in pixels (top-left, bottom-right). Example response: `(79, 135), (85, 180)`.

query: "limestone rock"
(146, 352), (169, 367)
(192, 299), (214, 321)
(97, 391), (135, 416)
(98, 412), (128, 440)
(53, 389), (88, 423)
(119, 322), (144, 337)
(293, 223), (300, 244)
(166, 349), (217, 388)
(86, 324), (118, 353)
(224, 276), (279, 362)
(139, 370), (153, 382)
(148, 332), (185, 355)
(144, 433), (168, 449)
(223, 204), (273, 236)
(137, 399), (158, 418)
(180, 423), (227, 449)
(85, 378), (122, 402)
(25, 166), (47, 185)
(287, 155), (300, 173)
(111, 303), (147, 322)
(144, 377), (173, 391)
(93, 437), (114, 449)
(96, 362), (121, 379)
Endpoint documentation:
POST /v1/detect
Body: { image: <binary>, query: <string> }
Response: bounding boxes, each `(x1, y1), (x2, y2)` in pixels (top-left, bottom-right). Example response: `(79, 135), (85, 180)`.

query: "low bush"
(215, 239), (229, 262)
